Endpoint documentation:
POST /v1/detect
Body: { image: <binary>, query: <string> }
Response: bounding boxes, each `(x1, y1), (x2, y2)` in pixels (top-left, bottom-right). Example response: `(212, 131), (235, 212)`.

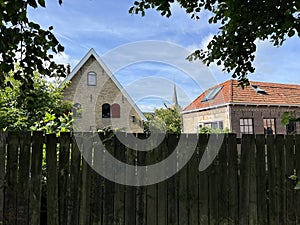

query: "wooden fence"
(0, 131), (300, 225)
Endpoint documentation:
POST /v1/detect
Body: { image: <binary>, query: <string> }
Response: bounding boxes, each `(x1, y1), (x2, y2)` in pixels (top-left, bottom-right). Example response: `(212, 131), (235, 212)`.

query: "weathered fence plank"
(208, 134), (219, 225)
(188, 134), (199, 225)
(59, 132), (71, 225)
(4, 132), (19, 225)
(17, 132), (31, 225)
(276, 135), (286, 225)
(295, 135), (300, 225)
(227, 133), (238, 225)
(0, 132), (6, 225)
(125, 139), (136, 225)
(248, 134), (257, 225)
(79, 133), (93, 225)
(255, 134), (268, 225)
(198, 134), (209, 225)
(67, 134), (82, 225)
(178, 134), (188, 225)
(29, 131), (44, 225)
(157, 137), (168, 225)
(285, 135), (296, 225)
(218, 134), (229, 225)
(46, 134), (59, 225)
(239, 134), (253, 225)
(267, 135), (279, 225)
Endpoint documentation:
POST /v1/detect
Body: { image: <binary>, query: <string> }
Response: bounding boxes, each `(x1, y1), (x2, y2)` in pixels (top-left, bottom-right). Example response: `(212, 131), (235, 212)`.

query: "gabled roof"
(183, 79), (300, 113)
(64, 48), (147, 121)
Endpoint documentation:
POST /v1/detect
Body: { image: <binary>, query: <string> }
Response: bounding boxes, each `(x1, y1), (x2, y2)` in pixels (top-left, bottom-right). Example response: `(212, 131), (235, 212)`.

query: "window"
(263, 118), (276, 135)
(102, 103), (110, 118)
(111, 103), (120, 118)
(286, 122), (297, 134)
(87, 72), (96, 86)
(201, 86), (223, 102)
(72, 103), (82, 118)
(203, 121), (223, 129)
(240, 118), (254, 134)
(251, 85), (267, 94)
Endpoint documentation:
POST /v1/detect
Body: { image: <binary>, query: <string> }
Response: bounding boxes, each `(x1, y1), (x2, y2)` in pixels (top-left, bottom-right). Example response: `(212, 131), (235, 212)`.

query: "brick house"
(63, 48), (146, 132)
(182, 80), (300, 136)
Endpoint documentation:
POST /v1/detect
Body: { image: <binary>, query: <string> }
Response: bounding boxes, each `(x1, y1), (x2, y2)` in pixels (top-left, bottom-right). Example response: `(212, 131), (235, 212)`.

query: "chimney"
(66, 63), (71, 75)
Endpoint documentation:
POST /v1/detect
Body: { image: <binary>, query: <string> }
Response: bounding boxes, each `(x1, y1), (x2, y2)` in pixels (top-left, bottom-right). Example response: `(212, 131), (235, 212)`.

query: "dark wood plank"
(178, 134), (188, 225)
(218, 134), (229, 225)
(59, 132), (71, 225)
(0, 132), (6, 225)
(187, 134), (199, 225)
(67, 134), (82, 225)
(198, 134), (209, 225)
(29, 131), (44, 225)
(17, 132), (31, 225)
(295, 135), (300, 225)
(102, 135), (115, 225)
(46, 134), (59, 225)
(156, 136), (167, 225)
(227, 133), (239, 225)
(285, 135), (296, 225)
(255, 134), (268, 225)
(4, 132), (19, 225)
(267, 135), (279, 225)
(275, 135), (286, 225)
(207, 134), (219, 225)
(146, 134), (159, 225)
(90, 137), (104, 225)
(125, 135), (136, 225)
(167, 133), (178, 225)
(248, 134), (257, 225)
(114, 135), (126, 225)
(79, 133), (93, 225)
(239, 134), (252, 225)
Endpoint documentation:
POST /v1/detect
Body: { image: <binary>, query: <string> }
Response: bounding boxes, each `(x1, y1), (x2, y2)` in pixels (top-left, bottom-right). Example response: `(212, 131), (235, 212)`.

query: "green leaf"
(295, 181), (300, 190)
(38, 0), (46, 7)
(289, 174), (298, 181)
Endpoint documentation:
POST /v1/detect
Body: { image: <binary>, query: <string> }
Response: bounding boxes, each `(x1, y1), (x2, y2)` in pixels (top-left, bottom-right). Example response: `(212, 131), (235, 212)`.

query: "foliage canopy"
(0, 0), (65, 91)
(130, 0), (300, 86)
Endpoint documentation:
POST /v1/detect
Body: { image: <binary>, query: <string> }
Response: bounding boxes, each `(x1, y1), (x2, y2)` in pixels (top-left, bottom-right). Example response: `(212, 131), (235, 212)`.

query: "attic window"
(251, 85), (266, 94)
(201, 86), (223, 102)
(87, 71), (97, 86)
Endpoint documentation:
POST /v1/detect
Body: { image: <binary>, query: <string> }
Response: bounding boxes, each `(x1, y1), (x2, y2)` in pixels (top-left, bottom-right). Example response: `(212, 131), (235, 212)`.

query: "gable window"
(111, 103), (120, 118)
(286, 122), (297, 134)
(263, 118), (276, 135)
(87, 71), (97, 86)
(72, 103), (82, 118)
(240, 118), (254, 134)
(201, 86), (223, 102)
(102, 103), (110, 118)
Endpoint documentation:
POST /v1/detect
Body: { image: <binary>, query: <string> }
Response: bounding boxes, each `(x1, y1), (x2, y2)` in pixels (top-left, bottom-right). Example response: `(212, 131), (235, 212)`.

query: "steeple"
(172, 84), (179, 108)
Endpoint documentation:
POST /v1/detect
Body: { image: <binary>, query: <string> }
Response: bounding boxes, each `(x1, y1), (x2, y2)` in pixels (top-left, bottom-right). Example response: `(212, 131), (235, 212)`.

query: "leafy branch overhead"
(0, 0), (64, 89)
(130, 0), (300, 86)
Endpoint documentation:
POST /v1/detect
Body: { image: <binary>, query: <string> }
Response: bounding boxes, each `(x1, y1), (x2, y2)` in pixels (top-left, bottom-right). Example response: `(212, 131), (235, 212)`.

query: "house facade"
(63, 49), (146, 132)
(182, 80), (300, 136)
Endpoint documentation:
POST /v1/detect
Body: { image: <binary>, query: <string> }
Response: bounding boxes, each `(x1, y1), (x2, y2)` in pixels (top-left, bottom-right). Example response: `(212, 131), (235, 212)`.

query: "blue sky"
(28, 0), (300, 111)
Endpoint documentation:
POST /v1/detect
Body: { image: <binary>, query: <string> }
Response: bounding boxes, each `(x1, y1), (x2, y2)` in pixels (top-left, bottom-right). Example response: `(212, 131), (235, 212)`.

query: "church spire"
(172, 84), (179, 108)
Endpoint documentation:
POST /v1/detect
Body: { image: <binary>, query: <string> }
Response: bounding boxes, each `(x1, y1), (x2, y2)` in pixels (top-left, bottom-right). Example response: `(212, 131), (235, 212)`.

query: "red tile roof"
(184, 80), (300, 112)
